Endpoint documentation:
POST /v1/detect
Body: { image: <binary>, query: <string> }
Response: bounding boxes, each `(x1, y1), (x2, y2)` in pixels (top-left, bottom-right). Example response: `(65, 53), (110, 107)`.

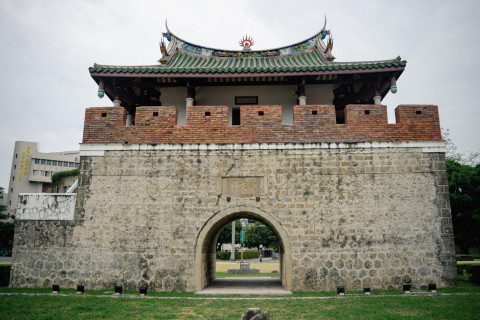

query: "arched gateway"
(10, 22), (456, 292)
(194, 206), (292, 291)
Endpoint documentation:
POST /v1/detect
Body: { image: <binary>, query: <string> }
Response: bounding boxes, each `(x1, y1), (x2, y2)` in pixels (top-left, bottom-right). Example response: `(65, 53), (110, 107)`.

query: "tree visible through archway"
(216, 220), (279, 258)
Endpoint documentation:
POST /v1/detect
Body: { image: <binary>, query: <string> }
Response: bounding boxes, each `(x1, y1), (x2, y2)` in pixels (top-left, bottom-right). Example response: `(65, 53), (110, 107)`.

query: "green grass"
(1, 276), (479, 319)
(0, 293), (479, 319)
(216, 272), (280, 277)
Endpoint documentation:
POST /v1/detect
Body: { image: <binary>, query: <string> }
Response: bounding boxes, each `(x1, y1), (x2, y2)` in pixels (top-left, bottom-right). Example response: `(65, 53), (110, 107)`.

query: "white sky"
(1, 0), (479, 189)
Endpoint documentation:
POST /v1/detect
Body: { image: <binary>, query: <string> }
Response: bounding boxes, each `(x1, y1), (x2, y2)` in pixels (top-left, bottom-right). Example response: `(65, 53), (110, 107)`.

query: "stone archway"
(194, 205), (292, 291)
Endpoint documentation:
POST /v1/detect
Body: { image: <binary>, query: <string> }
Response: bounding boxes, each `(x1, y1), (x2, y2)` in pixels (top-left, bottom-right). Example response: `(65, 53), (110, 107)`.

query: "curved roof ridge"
(93, 63), (161, 68)
(165, 23), (325, 53)
(331, 57), (405, 64)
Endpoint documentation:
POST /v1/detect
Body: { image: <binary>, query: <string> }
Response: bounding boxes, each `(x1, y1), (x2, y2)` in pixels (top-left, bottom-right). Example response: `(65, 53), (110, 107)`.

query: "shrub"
(0, 264), (10, 286)
(472, 265), (480, 284)
(216, 251), (260, 260)
(457, 263), (477, 275)
(51, 169), (79, 187)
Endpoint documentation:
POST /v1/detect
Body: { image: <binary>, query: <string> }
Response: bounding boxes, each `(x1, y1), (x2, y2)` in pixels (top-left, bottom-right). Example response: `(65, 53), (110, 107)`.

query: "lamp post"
(259, 244), (263, 262)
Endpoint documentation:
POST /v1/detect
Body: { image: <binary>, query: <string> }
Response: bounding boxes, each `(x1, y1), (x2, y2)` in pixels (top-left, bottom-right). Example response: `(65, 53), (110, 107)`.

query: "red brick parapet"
(82, 105), (441, 144)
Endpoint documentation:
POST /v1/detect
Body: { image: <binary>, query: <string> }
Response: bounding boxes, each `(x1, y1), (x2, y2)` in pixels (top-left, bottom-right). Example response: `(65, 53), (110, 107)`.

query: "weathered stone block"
(11, 143), (456, 292)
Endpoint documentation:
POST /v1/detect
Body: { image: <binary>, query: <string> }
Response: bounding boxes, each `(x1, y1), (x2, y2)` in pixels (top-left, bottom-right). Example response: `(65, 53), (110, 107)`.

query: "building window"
(41, 159), (46, 164)
(10, 188), (13, 193)
(45, 171), (50, 176)
(58, 161), (62, 166)
(15, 154), (18, 159)
(64, 162), (68, 167)
(35, 159), (40, 164)
(52, 160), (57, 166)
(12, 176), (15, 181)
(232, 108), (241, 125)
(75, 163), (80, 168)
(47, 160), (52, 165)
(75, 157), (78, 162)
(235, 96), (258, 105)
(63, 186), (70, 193)
(8, 201), (11, 205)
(69, 162), (74, 167)
(14, 165), (16, 169)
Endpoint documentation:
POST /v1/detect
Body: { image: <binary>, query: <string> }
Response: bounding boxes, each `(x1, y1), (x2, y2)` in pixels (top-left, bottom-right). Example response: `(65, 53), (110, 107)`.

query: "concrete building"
(5, 141), (79, 216)
(0, 191), (6, 206)
(10, 21), (456, 292)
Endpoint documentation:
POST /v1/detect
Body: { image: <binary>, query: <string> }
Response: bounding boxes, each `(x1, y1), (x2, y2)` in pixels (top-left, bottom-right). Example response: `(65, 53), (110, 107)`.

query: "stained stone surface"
(10, 145), (456, 292)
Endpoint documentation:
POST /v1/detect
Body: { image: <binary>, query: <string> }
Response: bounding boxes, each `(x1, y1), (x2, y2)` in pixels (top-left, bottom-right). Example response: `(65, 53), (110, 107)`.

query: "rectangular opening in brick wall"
(153, 112), (159, 116)
(365, 110), (370, 115)
(416, 111), (422, 114)
(312, 110), (318, 115)
(205, 112), (211, 116)
(235, 96), (258, 105)
(232, 108), (240, 125)
(336, 109), (345, 124)
(258, 111), (264, 116)
(101, 113), (107, 117)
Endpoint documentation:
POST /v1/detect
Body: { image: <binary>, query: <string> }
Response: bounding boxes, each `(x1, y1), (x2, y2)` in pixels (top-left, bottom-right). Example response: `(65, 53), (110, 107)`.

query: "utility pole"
(230, 221), (235, 260)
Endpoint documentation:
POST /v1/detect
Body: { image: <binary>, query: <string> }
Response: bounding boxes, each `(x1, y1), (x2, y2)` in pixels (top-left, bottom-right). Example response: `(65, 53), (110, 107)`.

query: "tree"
(446, 160), (480, 254)
(0, 187), (14, 255)
(443, 128), (480, 165)
(244, 222), (279, 252)
(216, 220), (241, 252)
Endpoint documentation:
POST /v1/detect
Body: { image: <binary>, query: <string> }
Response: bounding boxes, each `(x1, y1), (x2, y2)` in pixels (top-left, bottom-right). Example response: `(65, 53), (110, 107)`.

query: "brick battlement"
(82, 105), (441, 144)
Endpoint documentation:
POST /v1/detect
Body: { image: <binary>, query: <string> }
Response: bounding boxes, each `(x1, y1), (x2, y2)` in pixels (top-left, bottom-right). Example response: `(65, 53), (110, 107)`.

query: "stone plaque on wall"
(222, 176), (264, 197)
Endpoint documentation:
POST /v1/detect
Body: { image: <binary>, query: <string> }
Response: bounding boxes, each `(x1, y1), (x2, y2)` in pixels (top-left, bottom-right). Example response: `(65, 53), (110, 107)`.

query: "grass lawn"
(1, 276), (479, 319)
(0, 292), (479, 319)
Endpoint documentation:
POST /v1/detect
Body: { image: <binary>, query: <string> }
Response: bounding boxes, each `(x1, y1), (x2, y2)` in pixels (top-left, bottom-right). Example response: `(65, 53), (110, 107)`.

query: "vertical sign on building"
(18, 145), (31, 182)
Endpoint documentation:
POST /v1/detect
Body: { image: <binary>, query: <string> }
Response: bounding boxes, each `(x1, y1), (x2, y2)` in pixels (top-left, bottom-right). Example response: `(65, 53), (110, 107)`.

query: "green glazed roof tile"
(91, 50), (406, 75)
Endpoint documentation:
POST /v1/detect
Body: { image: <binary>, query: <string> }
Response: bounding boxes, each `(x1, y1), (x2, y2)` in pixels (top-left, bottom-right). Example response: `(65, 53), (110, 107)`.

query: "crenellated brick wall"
(82, 104), (442, 144)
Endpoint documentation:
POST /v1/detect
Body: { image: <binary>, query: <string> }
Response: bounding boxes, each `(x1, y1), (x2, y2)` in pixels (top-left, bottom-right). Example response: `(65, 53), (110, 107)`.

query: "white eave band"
(80, 141), (447, 157)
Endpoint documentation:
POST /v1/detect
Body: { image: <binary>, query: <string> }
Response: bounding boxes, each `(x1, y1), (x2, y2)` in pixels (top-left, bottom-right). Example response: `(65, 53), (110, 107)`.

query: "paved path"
(196, 277), (291, 295)
(0, 257), (11, 263)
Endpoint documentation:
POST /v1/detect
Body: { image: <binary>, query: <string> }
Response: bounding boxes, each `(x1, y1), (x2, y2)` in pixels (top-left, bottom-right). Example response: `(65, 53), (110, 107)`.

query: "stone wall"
(16, 194), (76, 220)
(10, 142), (457, 292)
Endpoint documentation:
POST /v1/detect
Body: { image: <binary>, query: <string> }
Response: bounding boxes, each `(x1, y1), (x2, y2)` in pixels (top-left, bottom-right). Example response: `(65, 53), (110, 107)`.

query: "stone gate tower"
(11, 22), (457, 292)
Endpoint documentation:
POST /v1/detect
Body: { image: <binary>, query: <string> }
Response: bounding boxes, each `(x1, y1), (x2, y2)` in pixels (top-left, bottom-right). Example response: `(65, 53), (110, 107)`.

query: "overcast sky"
(1, 0), (479, 190)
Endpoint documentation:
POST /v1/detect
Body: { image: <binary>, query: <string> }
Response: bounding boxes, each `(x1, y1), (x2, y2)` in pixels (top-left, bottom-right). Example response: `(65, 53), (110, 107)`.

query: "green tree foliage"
(51, 169), (79, 188)
(0, 187), (14, 255)
(216, 220), (241, 252)
(446, 160), (480, 254)
(244, 222), (279, 253)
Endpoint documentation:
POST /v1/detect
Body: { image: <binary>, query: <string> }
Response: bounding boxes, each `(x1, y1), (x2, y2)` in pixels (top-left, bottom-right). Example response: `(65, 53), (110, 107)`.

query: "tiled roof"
(89, 51), (406, 75)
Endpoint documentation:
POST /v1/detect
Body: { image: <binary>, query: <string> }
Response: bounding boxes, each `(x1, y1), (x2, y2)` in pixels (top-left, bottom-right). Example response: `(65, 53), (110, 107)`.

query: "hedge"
(457, 262), (480, 276)
(472, 265), (480, 284)
(216, 251), (260, 260)
(0, 264), (10, 286)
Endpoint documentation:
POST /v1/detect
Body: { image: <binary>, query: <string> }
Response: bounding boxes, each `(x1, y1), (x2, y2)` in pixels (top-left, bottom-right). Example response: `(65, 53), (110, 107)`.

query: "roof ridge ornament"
(325, 35), (335, 62)
(320, 15), (331, 40)
(239, 35), (254, 52)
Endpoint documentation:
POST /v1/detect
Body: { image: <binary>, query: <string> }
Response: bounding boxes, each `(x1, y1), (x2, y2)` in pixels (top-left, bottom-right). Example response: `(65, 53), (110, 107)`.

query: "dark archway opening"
(194, 207), (292, 293)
